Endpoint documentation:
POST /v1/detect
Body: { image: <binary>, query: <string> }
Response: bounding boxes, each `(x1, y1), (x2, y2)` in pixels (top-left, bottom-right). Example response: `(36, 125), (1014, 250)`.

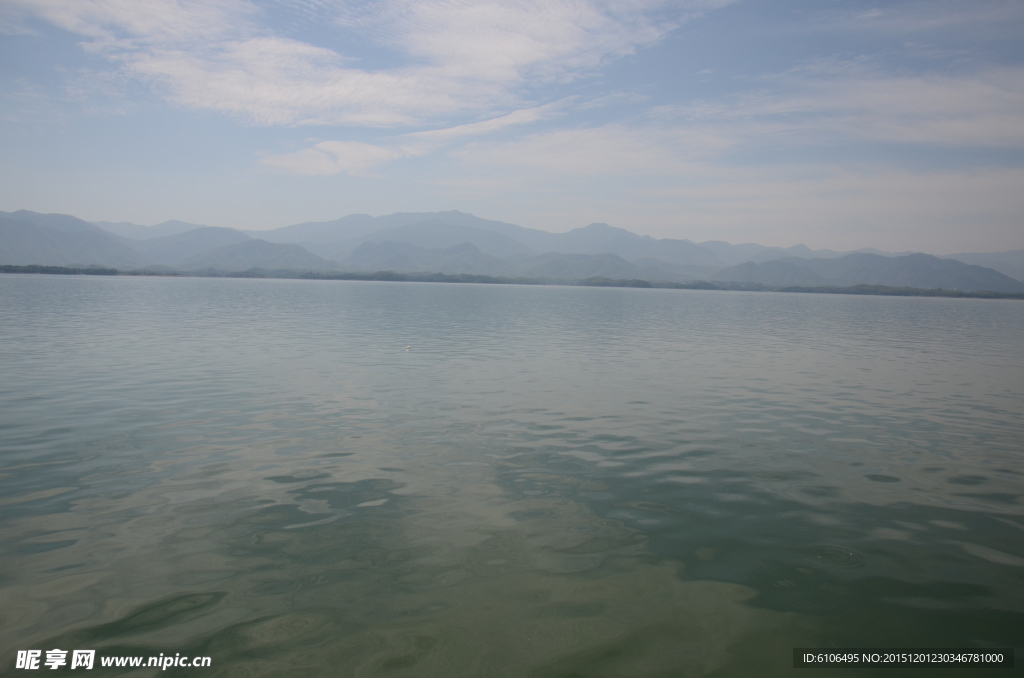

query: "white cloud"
(343, 0), (680, 83)
(816, 68), (1024, 147)
(394, 100), (569, 158)
(261, 140), (405, 175)
(404, 98), (1024, 251)
(12, 0), (252, 44)
(262, 100), (568, 174)
(11, 0), (730, 126)
(128, 37), (455, 126)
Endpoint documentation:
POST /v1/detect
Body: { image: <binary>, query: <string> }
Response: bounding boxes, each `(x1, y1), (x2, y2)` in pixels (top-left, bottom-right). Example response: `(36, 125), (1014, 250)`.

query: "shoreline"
(3, 264), (1023, 300)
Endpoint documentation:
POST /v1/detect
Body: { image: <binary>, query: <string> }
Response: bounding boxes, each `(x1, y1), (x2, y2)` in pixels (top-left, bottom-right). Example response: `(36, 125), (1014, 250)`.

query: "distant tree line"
(298, 271), (545, 285)
(3, 265), (1023, 299)
(0, 264), (119, 275)
(578, 276), (652, 288)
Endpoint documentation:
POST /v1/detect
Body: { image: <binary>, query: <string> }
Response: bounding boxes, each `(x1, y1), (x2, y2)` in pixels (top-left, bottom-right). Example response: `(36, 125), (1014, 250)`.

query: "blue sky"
(1, 0), (1022, 253)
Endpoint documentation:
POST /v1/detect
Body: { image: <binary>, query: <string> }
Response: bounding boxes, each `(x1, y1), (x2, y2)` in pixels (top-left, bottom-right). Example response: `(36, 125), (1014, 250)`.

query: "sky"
(1, 0), (1023, 254)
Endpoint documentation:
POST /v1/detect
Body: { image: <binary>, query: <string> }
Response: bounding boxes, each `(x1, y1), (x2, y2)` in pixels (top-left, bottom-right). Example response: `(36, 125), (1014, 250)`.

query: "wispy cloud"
(402, 100), (568, 143)
(260, 139), (406, 176)
(10, 0), (729, 127)
(654, 62), (1024, 149)
(12, 0), (252, 45)
(841, 0), (1024, 35)
(262, 51), (1024, 181)
(261, 99), (568, 175)
(335, 0), (698, 83)
(400, 50), (1024, 250)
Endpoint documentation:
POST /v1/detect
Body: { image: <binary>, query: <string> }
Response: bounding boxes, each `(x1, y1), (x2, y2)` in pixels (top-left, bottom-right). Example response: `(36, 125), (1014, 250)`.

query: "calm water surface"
(1, 274), (1022, 676)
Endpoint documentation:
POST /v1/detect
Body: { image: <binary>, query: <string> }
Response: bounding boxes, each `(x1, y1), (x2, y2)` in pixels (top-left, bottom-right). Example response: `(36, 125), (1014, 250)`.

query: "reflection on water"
(1, 275), (1022, 676)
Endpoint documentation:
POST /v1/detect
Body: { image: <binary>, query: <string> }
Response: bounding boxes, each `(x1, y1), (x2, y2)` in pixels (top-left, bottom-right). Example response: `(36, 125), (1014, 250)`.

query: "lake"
(1, 274), (1022, 676)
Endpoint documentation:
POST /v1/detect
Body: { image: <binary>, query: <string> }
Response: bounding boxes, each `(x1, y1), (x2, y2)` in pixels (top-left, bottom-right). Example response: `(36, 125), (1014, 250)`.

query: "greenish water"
(1, 274), (1022, 676)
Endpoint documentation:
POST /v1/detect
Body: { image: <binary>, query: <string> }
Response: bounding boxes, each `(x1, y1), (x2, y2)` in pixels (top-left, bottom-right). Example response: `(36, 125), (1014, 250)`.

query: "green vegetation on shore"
(0, 264), (119, 275)
(3, 264), (1023, 300)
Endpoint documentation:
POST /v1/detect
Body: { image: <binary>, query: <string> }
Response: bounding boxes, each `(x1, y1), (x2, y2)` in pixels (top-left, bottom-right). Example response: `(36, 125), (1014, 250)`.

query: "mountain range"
(2, 209), (1023, 293)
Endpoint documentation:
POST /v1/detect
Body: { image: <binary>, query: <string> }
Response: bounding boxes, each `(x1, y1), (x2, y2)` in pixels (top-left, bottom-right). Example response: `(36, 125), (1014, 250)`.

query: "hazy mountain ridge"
(712, 259), (831, 287)
(131, 227), (253, 265)
(332, 221), (536, 260)
(180, 240), (335, 271)
(340, 241), (695, 282)
(942, 250), (1024, 282)
(714, 253), (1024, 293)
(344, 241), (511, 276)
(0, 209), (1021, 292)
(92, 219), (211, 240)
(3, 210), (110, 234)
(0, 217), (150, 268)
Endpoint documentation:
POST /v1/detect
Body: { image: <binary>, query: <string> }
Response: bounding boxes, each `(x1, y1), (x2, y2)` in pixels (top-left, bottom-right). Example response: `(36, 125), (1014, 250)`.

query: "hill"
(129, 227), (253, 265)
(714, 253), (1024, 293)
(332, 221), (536, 260)
(5, 208), (1023, 289)
(0, 215), (150, 268)
(179, 240), (335, 271)
(944, 250), (1024, 282)
(93, 219), (211, 240)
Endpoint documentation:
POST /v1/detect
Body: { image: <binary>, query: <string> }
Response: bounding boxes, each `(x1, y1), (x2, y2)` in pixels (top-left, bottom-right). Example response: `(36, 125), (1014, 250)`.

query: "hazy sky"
(2, 0), (1023, 253)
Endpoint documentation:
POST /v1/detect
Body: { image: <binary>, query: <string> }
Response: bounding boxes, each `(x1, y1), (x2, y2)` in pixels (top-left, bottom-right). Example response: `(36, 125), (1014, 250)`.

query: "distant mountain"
(128, 227), (252, 265)
(529, 222), (620, 253)
(92, 221), (149, 238)
(179, 240), (335, 271)
(344, 241), (512, 275)
(340, 241), (701, 282)
(695, 241), (899, 266)
(712, 259), (830, 286)
(944, 250), (1024, 282)
(0, 218), (150, 268)
(694, 241), (784, 267)
(623, 237), (723, 268)
(515, 252), (648, 280)
(2, 210), (110, 234)
(94, 219), (210, 240)
(258, 211), (922, 272)
(247, 211), (546, 260)
(253, 212), (729, 268)
(244, 210), (521, 245)
(630, 257), (705, 281)
(332, 221), (535, 260)
(805, 253), (1024, 291)
(7, 208), (1024, 291)
(524, 223), (722, 268)
(714, 253), (1024, 293)
(244, 214), (383, 247)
